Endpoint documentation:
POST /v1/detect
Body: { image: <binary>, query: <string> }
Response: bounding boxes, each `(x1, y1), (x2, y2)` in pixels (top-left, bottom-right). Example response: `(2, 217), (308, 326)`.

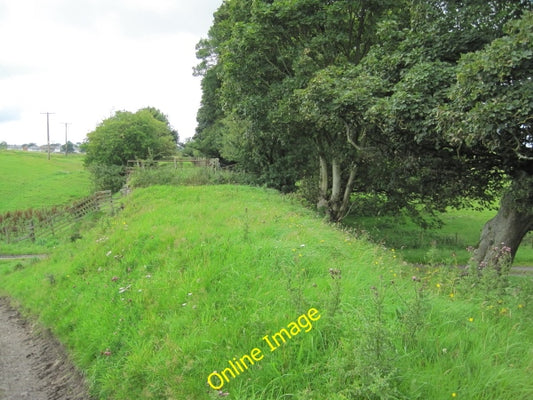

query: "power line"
(40, 112), (55, 160)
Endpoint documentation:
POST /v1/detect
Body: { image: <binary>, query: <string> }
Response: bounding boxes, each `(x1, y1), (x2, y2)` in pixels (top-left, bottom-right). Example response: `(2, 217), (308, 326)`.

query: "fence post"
(29, 220), (35, 242)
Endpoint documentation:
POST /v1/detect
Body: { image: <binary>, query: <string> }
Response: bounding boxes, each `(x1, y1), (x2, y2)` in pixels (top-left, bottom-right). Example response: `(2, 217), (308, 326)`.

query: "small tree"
(84, 108), (176, 192)
(61, 141), (75, 154)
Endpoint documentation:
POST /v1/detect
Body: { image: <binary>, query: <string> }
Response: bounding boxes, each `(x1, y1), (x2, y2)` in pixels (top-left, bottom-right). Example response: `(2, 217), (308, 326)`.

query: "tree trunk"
(337, 164), (357, 221)
(329, 158), (342, 218)
(473, 191), (533, 271)
(317, 154), (329, 212)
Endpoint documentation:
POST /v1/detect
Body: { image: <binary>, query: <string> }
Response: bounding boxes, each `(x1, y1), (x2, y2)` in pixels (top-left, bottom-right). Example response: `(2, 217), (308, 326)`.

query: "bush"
(128, 165), (253, 188)
(88, 164), (126, 192)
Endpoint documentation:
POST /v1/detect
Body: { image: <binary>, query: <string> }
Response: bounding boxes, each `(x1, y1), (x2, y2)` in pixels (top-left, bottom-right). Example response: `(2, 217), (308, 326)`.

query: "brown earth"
(0, 298), (91, 400)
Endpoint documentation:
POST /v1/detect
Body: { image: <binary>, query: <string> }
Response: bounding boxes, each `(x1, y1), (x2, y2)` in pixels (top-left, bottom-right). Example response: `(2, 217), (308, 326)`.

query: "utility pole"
(60, 122), (71, 156)
(41, 112), (55, 160)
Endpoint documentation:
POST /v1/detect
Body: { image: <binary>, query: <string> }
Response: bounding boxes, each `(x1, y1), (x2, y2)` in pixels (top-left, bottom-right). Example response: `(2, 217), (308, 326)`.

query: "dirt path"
(0, 298), (91, 400)
(0, 255), (48, 260)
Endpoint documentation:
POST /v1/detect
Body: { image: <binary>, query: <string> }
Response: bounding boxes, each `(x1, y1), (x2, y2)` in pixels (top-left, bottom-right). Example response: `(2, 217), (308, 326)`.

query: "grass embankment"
(0, 151), (90, 213)
(0, 185), (531, 399)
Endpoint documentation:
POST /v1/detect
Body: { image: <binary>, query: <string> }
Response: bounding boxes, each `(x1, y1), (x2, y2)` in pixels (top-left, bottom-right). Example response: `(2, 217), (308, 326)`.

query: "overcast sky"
(0, 0), (223, 146)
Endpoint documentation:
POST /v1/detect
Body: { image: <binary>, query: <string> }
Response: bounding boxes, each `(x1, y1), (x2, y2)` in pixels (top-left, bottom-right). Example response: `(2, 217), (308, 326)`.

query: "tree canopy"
(84, 108), (176, 167)
(193, 0), (532, 265)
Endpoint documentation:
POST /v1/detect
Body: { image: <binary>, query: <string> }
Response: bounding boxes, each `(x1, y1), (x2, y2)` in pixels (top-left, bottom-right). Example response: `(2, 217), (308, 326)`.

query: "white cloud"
(0, 0), (222, 145)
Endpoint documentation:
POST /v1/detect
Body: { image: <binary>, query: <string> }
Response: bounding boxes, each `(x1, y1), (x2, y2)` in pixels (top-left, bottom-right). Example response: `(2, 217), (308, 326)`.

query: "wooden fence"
(126, 157), (220, 172)
(0, 191), (113, 244)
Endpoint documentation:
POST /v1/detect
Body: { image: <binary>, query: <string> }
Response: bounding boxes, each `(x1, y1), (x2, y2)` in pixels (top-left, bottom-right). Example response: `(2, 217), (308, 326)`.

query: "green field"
(345, 209), (533, 267)
(1, 185), (531, 399)
(0, 151), (90, 213)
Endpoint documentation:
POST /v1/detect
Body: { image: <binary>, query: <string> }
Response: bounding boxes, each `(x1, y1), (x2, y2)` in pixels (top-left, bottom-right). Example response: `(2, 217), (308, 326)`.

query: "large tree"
(194, 0), (531, 262)
(195, 0), (399, 200)
(438, 12), (533, 267)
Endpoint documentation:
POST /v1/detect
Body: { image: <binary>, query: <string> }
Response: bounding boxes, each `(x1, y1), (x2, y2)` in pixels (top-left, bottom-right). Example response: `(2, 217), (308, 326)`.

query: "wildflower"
(500, 308), (508, 315)
(468, 317), (474, 322)
(518, 304), (524, 309)
(436, 283), (441, 288)
(449, 293), (454, 298)
(452, 393), (457, 398)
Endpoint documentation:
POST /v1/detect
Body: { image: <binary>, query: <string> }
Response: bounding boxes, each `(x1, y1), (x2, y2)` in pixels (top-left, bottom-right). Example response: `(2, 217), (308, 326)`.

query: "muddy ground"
(0, 298), (91, 400)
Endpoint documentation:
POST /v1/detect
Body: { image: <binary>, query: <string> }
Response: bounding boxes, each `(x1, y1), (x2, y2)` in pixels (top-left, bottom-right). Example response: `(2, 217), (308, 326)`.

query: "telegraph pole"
(60, 122), (71, 156)
(41, 112), (55, 160)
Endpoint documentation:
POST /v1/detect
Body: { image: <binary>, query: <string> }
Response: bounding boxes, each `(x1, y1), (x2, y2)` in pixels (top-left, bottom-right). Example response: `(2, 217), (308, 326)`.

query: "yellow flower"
(518, 304), (524, 309)
(436, 283), (441, 288)
(449, 293), (454, 298)
(468, 317), (474, 322)
(452, 393), (457, 398)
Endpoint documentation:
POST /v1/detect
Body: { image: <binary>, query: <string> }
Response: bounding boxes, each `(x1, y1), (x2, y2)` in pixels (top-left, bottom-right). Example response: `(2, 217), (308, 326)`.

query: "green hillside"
(1, 185), (531, 399)
(0, 151), (90, 213)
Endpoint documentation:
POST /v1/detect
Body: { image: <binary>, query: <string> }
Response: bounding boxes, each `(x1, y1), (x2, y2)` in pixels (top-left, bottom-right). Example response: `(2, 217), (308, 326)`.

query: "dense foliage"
(84, 108), (177, 192)
(193, 0), (532, 265)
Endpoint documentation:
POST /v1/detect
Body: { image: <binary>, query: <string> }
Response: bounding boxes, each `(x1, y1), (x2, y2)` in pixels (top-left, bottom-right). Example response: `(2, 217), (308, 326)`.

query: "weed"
(327, 268), (342, 317)
(46, 274), (56, 285)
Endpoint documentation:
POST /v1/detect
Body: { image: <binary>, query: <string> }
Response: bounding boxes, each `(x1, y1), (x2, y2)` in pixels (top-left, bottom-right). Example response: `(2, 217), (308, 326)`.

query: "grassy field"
(0, 151), (90, 213)
(1, 185), (531, 399)
(344, 208), (533, 267)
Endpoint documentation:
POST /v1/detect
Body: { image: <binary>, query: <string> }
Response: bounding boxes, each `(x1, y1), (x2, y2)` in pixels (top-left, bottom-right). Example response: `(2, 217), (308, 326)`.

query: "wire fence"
(0, 190), (113, 244)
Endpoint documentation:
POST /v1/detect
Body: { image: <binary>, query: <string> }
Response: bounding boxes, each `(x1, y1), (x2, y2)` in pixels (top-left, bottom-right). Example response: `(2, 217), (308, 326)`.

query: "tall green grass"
(0, 151), (90, 212)
(0, 185), (531, 399)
